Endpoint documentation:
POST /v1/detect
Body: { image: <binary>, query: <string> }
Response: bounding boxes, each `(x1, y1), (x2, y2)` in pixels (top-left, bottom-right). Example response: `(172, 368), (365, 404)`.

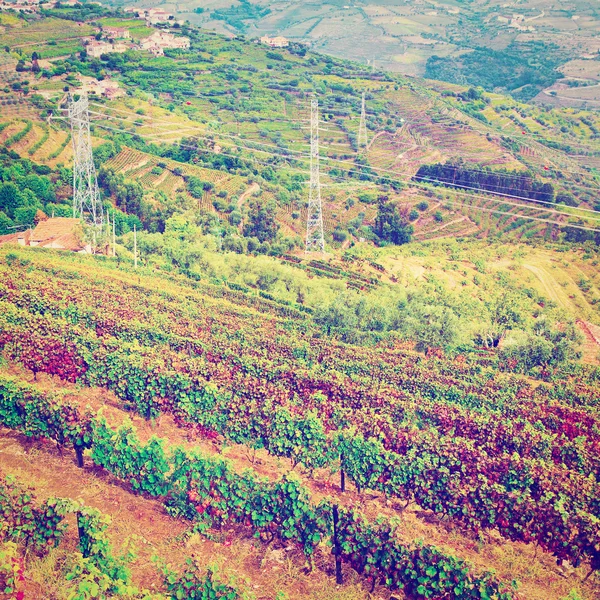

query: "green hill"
(0, 6), (599, 250)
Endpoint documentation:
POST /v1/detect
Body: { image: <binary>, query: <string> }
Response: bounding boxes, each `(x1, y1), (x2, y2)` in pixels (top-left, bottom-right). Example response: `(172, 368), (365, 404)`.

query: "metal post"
(68, 91), (103, 228)
(305, 98), (325, 254)
(332, 504), (343, 584)
(358, 91), (368, 149)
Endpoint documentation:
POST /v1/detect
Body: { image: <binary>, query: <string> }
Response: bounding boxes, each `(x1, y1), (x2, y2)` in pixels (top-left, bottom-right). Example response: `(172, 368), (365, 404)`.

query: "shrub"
(332, 229), (348, 242)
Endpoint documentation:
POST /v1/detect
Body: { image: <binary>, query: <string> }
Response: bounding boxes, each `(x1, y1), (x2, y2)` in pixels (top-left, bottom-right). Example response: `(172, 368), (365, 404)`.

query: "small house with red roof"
(0, 218), (91, 253)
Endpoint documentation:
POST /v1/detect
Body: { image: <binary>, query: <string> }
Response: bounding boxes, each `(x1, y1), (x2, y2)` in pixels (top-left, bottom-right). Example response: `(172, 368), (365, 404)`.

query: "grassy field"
(97, 16), (154, 40)
(0, 17), (94, 48)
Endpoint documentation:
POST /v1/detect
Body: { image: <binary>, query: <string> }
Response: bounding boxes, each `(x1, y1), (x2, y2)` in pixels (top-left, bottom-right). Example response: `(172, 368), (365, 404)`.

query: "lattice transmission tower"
(69, 91), (103, 227)
(305, 98), (325, 254)
(358, 91), (368, 149)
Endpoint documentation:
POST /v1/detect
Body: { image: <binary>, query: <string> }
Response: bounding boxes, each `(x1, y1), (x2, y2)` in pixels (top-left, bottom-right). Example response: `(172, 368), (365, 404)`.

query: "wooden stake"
(332, 504), (343, 584)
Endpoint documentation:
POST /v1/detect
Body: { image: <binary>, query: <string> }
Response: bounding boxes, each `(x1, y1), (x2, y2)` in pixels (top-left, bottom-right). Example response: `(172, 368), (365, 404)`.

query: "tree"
(243, 199), (278, 242)
(0, 183), (24, 219)
(0, 210), (12, 235)
(314, 295), (360, 338)
(157, 216), (206, 269)
(500, 316), (582, 372)
(404, 302), (462, 353)
(373, 196), (412, 245)
(93, 142), (118, 167)
(186, 176), (210, 199)
(229, 210), (242, 226)
(23, 174), (55, 203)
(556, 192), (578, 207)
(14, 205), (41, 227)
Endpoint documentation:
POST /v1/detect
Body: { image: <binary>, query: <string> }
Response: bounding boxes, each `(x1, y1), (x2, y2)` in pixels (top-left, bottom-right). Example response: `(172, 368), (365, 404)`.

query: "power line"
(426, 196), (600, 234)
(315, 152), (600, 214)
(56, 110), (600, 233)
(87, 106), (594, 213)
(185, 91), (600, 156)
(88, 102), (600, 196)
(72, 119), (308, 174)
(87, 116), (600, 229)
(97, 123), (600, 233)
(87, 105), (316, 161)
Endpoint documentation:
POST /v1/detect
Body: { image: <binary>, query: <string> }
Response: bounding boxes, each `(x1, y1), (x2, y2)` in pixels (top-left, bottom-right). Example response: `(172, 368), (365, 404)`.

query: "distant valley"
(114, 0), (600, 104)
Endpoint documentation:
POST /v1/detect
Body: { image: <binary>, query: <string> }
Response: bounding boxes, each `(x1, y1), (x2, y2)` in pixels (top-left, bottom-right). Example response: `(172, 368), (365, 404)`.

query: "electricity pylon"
(358, 91), (368, 150)
(69, 91), (103, 227)
(306, 98), (325, 254)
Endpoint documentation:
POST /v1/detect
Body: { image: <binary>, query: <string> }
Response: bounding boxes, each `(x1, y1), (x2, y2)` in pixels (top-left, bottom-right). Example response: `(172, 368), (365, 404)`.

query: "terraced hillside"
(1, 9), (599, 247)
(166, 0), (600, 92)
(0, 245), (599, 598)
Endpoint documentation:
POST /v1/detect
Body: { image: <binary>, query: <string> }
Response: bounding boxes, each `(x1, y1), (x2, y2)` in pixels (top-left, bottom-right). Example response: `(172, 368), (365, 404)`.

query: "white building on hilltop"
(140, 30), (190, 54)
(102, 26), (131, 40)
(260, 35), (289, 48)
(86, 40), (115, 58)
(145, 7), (173, 24)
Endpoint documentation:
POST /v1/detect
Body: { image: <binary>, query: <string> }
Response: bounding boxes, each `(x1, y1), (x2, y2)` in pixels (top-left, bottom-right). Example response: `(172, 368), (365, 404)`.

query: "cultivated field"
(1, 245), (600, 597)
(153, 0), (600, 83)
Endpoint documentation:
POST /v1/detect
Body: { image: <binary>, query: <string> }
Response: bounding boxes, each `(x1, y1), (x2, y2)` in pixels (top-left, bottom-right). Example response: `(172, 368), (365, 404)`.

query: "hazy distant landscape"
(123, 0), (600, 103)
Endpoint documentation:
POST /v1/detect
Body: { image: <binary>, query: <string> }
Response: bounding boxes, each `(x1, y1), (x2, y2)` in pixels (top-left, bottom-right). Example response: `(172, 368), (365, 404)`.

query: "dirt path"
(413, 216), (467, 237)
(3, 366), (597, 600)
(0, 428), (190, 593)
(238, 182), (261, 206)
(577, 320), (600, 365)
(523, 262), (571, 310)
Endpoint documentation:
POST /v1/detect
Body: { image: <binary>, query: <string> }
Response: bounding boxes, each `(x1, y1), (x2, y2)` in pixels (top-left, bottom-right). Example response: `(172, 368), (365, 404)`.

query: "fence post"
(74, 444), (84, 468)
(332, 504), (343, 584)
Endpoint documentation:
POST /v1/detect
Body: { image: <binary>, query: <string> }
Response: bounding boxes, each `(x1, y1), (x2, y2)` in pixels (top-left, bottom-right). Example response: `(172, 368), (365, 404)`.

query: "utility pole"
(68, 91), (103, 228)
(112, 214), (116, 258)
(358, 91), (368, 150)
(133, 224), (138, 269)
(305, 98), (325, 254)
